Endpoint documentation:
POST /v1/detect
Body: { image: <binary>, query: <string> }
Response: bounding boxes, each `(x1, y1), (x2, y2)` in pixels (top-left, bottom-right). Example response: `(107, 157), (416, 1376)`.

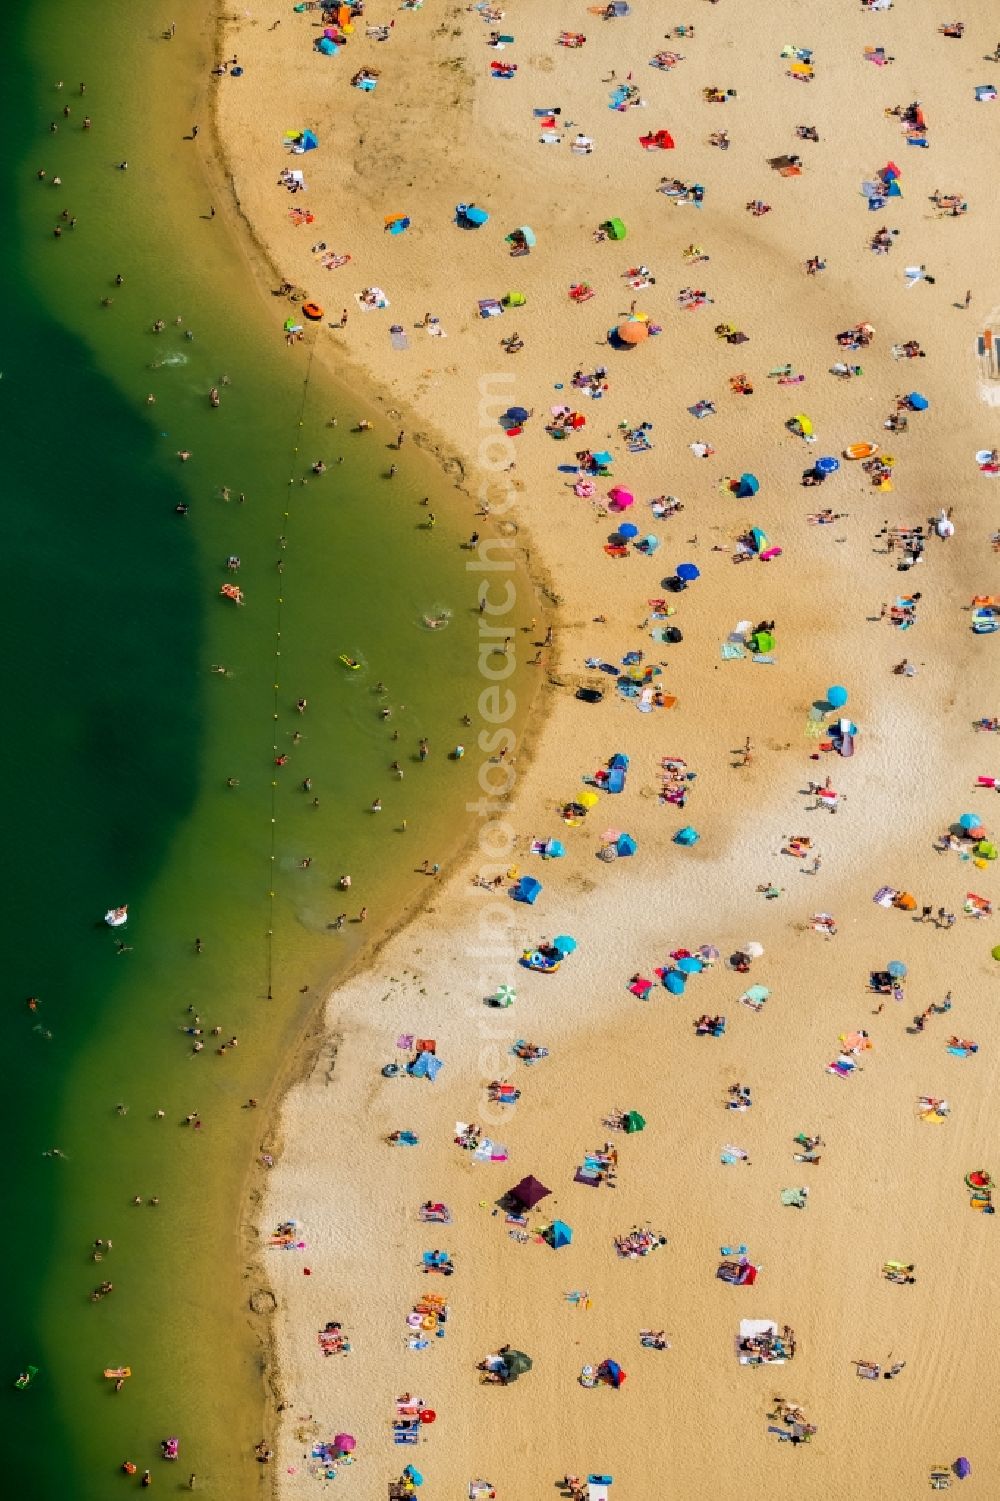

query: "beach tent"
(592, 450), (614, 468)
(734, 472), (759, 498)
(664, 969), (686, 994)
(603, 218), (627, 239)
(790, 413), (813, 436)
(409, 1051), (443, 1082)
(541, 839), (565, 858)
(503, 290), (526, 307)
(549, 1219), (573, 1248)
(623, 1110), (646, 1132)
(675, 826), (700, 845)
(456, 203), (489, 227)
(315, 36), (339, 54)
(610, 753), (630, 769)
(513, 876), (542, 904)
(598, 1359), (627, 1388)
(384, 214), (411, 235)
(509, 1175), (551, 1209)
(616, 833), (637, 856)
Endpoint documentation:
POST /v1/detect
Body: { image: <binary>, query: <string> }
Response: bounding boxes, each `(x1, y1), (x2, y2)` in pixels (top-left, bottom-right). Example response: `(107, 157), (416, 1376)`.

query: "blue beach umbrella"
(815, 456), (840, 474)
(907, 392), (929, 411)
(958, 812), (982, 830)
(552, 935), (578, 954)
(735, 472), (759, 497)
(827, 685), (848, 709)
(505, 405), (530, 424)
(676, 562), (700, 581)
(663, 969), (686, 995)
(886, 960), (907, 978)
(592, 450), (614, 467)
(618, 522), (639, 539)
(676, 955), (703, 974)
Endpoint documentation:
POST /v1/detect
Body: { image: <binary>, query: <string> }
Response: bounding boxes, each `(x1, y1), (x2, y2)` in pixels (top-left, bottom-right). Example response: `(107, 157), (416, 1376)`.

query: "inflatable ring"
(302, 302), (324, 321)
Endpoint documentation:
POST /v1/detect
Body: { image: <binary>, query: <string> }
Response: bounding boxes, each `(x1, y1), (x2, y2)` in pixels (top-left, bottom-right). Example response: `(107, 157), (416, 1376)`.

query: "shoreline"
(214, 3), (1000, 1495)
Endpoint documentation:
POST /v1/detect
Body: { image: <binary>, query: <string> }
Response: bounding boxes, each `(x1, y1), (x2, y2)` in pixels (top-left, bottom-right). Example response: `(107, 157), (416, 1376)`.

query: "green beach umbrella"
(624, 1110), (646, 1133)
(500, 1349), (533, 1381)
(494, 984), (517, 1007)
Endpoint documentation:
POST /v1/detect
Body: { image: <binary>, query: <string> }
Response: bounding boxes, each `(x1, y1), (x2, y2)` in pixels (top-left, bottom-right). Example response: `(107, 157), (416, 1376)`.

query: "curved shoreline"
(213, 4), (1000, 1497)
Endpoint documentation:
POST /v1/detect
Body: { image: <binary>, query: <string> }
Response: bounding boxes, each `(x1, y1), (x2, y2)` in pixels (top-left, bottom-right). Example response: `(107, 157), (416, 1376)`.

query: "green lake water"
(1, 3), (532, 1494)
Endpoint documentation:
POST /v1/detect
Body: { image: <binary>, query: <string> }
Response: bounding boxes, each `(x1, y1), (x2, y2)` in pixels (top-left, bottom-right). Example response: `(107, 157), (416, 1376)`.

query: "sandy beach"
(215, 1), (1000, 1494)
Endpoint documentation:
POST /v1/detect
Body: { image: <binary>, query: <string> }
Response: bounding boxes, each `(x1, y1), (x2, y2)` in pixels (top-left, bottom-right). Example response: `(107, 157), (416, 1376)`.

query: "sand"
(215, 2), (1000, 1495)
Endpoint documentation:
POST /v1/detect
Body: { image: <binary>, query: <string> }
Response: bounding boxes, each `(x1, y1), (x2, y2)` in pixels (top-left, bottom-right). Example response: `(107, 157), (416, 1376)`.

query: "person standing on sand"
(358, 907), (368, 922)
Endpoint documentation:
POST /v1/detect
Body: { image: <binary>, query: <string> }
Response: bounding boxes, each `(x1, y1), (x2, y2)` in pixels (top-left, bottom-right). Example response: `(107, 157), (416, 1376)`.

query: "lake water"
(1, 2), (533, 1493)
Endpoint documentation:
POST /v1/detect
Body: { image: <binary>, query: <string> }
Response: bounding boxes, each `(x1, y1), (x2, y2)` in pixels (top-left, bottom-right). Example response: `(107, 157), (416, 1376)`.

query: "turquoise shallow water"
(1, 3), (532, 1494)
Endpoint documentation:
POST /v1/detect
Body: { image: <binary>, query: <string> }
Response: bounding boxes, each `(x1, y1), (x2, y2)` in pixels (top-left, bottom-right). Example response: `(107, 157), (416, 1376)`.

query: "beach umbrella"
(402, 1467), (424, 1486)
(509, 1175), (551, 1209)
(748, 528), (767, 553)
(592, 450), (614, 467)
(791, 412), (813, 436)
(579, 791), (600, 809)
(699, 944), (721, 961)
(618, 522), (639, 540)
(954, 1458), (972, 1479)
(744, 941), (764, 958)
(676, 562), (700, 581)
(663, 969), (686, 994)
(959, 812), (982, 830)
(907, 392), (929, 410)
(500, 1350), (533, 1381)
(597, 1359), (627, 1388)
(549, 1219), (573, 1248)
(494, 984), (517, 1006)
(815, 456), (840, 474)
(886, 960), (907, 978)
(616, 320), (648, 345)
(827, 685), (848, 709)
(624, 1110), (646, 1133)
(992, 945), (1000, 961)
(505, 405), (530, 424)
(333, 1434), (356, 1454)
(735, 472), (759, 497)
(608, 485), (634, 507)
(553, 935), (578, 953)
(458, 204), (489, 226)
(743, 984), (770, 1003)
(676, 955), (703, 974)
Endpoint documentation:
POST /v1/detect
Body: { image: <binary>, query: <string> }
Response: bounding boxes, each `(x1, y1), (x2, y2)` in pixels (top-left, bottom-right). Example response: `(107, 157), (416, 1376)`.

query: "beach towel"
(721, 642), (745, 660)
(390, 328), (409, 351)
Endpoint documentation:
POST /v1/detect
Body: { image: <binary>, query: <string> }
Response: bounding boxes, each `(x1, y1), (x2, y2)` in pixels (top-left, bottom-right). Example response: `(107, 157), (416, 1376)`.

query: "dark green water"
(1, 3), (530, 1494)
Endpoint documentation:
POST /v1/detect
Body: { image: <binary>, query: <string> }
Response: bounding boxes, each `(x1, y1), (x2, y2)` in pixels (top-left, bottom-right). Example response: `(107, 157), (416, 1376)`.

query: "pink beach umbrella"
(333, 1434), (356, 1454)
(608, 486), (635, 510)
